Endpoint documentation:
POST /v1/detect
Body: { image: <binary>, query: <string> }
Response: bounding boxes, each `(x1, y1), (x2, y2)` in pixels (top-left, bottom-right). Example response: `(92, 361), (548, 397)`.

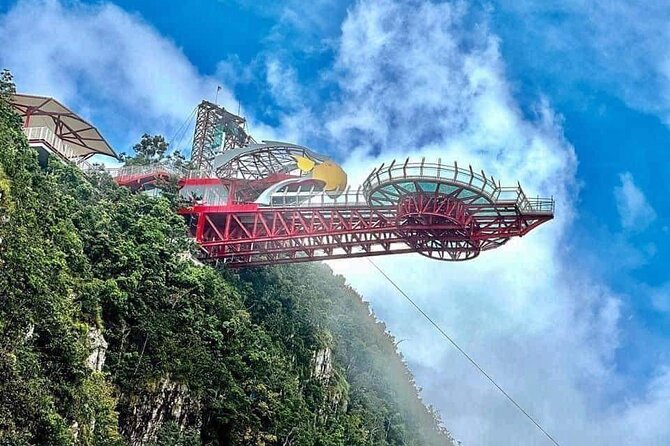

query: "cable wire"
(366, 258), (561, 446)
(168, 106), (197, 151)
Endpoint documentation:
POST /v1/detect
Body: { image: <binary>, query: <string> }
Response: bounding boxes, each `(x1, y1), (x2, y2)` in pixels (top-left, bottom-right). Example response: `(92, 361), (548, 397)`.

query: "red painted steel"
(109, 149), (553, 267)
(101, 100), (555, 267)
(115, 172), (172, 190)
(178, 193), (552, 267)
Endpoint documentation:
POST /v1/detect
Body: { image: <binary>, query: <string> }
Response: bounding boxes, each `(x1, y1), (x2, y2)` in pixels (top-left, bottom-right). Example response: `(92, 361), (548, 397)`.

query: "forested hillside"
(0, 87), (456, 445)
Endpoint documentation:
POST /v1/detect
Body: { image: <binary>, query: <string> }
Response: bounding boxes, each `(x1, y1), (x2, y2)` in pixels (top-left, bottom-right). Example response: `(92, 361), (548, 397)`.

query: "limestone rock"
(121, 375), (200, 446)
(313, 347), (333, 382)
(86, 326), (108, 372)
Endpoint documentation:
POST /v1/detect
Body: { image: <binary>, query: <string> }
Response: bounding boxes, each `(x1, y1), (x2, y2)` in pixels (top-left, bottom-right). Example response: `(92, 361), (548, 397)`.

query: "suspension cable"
(366, 258), (561, 446)
(168, 106), (197, 152)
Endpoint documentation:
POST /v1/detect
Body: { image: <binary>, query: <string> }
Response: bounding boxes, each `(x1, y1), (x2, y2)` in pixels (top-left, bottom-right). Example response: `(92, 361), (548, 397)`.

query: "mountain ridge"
(0, 92), (457, 446)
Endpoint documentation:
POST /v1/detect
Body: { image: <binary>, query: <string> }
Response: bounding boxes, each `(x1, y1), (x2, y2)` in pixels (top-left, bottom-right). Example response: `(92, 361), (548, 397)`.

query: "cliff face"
(0, 99), (456, 446)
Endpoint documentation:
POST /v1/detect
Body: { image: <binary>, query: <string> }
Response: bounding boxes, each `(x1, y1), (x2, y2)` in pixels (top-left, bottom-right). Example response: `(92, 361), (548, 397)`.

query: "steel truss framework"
(111, 112), (554, 267)
(191, 100), (253, 171)
(11, 93), (117, 160)
(180, 193), (552, 267)
(215, 142), (326, 181)
(172, 158), (555, 267)
(211, 142), (331, 202)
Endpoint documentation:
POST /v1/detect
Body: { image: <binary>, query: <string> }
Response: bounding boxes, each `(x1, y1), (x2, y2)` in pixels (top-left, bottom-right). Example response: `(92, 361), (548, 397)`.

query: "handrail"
(105, 163), (181, 180)
(23, 126), (79, 160)
(362, 159), (554, 214)
(100, 162), (216, 181)
(264, 185), (369, 208)
(87, 158), (554, 214)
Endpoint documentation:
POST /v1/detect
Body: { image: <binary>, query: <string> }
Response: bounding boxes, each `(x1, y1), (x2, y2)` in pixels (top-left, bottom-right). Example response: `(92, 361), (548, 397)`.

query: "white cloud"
(233, 0), (345, 52)
(314, 1), (670, 444)
(614, 172), (657, 230)
(257, 57), (323, 144)
(0, 0), (236, 151)
(649, 282), (670, 313)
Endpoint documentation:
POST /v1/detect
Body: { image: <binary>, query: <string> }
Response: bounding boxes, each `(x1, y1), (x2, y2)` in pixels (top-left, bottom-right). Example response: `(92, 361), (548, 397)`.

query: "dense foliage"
(0, 91), (455, 445)
(120, 134), (188, 168)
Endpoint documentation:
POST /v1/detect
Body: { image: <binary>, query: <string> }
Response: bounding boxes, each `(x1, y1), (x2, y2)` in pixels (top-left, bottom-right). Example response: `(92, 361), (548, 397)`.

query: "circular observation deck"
(361, 158), (554, 261)
(362, 158), (500, 207)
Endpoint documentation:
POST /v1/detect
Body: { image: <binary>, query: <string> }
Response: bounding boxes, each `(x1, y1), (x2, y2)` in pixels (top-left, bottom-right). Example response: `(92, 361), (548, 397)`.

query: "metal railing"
(180, 184), (229, 206)
(104, 163), (182, 180)
(496, 187), (554, 213)
(102, 163), (215, 182)
(266, 185), (369, 208)
(183, 169), (215, 179)
(86, 158), (554, 214)
(524, 198), (555, 214)
(23, 126), (79, 160)
(362, 158), (554, 214)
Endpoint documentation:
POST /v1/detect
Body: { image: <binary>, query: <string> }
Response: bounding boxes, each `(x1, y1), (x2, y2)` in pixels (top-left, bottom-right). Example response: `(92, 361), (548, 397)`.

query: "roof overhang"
(9, 93), (117, 159)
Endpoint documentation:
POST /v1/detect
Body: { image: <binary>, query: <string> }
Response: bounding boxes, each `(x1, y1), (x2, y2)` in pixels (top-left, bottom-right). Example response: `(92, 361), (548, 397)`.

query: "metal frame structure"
(213, 141), (327, 180)
(10, 93), (117, 166)
(190, 100), (254, 171)
(104, 100), (554, 268)
(178, 157), (553, 267)
(10, 92), (553, 268)
(105, 163), (186, 190)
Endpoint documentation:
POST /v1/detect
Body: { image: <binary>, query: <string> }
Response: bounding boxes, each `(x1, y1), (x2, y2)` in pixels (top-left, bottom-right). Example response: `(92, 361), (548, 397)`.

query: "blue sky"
(1, 0), (669, 444)
(485, 2), (670, 385)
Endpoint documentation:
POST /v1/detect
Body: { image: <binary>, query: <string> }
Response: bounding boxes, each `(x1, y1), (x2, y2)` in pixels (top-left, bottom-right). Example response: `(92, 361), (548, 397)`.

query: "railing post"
(375, 163), (384, 185)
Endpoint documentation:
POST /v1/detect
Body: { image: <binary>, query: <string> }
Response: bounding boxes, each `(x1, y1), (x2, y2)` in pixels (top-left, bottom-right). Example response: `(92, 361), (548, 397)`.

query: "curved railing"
(103, 163), (182, 179)
(102, 163), (215, 181)
(213, 141), (332, 180)
(363, 158), (499, 199)
(263, 185), (368, 207)
(96, 158), (554, 215)
(362, 158), (554, 214)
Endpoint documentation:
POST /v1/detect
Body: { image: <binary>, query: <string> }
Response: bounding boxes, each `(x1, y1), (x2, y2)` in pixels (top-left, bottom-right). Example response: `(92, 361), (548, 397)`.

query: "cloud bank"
(0, 0), (235, 149)
(491, 1), (670, 124)
(316, 1), (670, 445)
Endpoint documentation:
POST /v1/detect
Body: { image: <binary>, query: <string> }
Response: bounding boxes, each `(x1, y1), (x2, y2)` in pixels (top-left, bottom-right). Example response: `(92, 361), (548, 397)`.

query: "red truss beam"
(179, 192), (552, 267)
(115, 172), (172, 190)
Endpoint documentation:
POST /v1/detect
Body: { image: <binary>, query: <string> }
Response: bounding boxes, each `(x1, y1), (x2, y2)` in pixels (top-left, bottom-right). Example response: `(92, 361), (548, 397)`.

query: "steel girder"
(180, 195), (552, 267)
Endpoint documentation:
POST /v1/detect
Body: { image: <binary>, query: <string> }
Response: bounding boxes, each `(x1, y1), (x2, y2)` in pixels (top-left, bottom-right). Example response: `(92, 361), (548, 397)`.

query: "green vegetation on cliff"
(0, 89), (455, 445)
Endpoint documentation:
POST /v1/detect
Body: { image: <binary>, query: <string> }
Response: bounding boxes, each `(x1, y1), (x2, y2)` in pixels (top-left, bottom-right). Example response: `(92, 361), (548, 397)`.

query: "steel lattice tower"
(190, 100), (254, 171)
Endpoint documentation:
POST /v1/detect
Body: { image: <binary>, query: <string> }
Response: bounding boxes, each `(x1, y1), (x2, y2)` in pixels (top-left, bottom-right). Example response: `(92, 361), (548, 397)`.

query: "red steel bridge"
(12, 95), (554, 267)
(176, 161), (554, 267)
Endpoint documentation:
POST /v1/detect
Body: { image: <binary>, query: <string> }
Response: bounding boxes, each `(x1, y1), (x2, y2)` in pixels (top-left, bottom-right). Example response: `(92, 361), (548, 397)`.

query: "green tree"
(121, 133), (191, 171)
(121, 134), (169, 165)
(0, 69), (16, 98)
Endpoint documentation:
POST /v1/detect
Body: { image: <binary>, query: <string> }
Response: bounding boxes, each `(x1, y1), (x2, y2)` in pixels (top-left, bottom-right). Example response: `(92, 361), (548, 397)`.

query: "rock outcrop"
(121, 376), (200, 446)
(86, 326), (108, 372)
(313, 347), (333, 382)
